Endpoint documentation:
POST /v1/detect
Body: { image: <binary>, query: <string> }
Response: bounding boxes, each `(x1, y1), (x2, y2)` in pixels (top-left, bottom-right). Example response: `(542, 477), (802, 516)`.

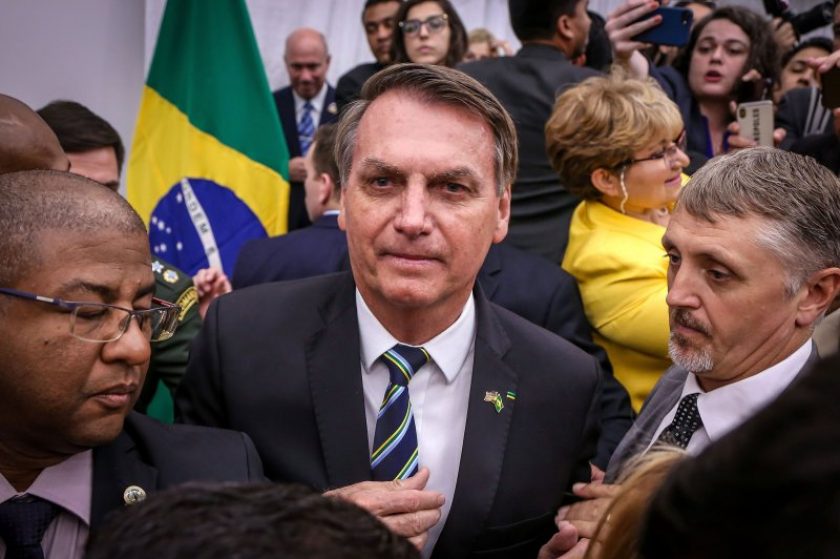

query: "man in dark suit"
(540, 148), (840, 557)
(0, 170), (263, 559)
(459, 0), (598, 264)
(335, 0), (401, 112)
(274, 28), (339, 231)
(232, 121), (632, 467)
(233, 124), (347, 288)
(178, 63), (601, 559)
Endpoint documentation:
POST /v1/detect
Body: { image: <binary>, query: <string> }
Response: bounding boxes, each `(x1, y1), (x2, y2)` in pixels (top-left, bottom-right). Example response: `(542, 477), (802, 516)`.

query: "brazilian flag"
(127, 0), (289, 276)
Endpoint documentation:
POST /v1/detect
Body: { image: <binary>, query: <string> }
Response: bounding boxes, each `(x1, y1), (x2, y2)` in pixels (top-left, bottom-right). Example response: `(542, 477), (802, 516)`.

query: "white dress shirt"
(356, 290), (475, 558)
(292, 84), (327, 131)
(647, 340), (813, 455)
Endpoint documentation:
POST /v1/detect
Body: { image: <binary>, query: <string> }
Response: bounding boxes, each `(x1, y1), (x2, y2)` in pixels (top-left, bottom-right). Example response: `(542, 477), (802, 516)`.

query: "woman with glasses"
(391, 0), (468, 67)
(546, 73), (689, 411)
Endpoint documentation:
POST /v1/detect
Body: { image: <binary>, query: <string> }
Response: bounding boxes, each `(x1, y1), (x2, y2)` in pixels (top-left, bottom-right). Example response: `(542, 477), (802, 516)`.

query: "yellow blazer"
(562, 201), (671, 411)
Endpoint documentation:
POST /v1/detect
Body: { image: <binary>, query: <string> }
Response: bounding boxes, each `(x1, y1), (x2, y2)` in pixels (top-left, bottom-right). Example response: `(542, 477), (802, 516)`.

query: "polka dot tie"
(0, 495), (60, 559)
(656, 393), (703, 449)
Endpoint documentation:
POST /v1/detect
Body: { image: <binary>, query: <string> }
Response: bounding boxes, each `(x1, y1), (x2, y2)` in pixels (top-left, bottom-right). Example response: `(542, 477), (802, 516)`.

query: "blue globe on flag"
(148, 177), (267, 276)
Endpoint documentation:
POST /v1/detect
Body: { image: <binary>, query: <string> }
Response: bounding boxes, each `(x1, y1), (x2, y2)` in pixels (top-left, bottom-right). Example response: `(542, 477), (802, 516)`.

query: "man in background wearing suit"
(178, 63), (601, 559)
(274, 27), (339, 231)
(459, 0), (598, 263)
(233, 124), (346, 287)
(0, 170), (263, 559)
(335, 0), (402, 111)
(540, 148), (840, 558)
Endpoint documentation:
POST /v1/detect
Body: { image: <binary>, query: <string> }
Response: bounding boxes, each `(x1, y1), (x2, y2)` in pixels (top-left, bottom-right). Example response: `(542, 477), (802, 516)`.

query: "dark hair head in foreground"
(86, 482), (421, 559)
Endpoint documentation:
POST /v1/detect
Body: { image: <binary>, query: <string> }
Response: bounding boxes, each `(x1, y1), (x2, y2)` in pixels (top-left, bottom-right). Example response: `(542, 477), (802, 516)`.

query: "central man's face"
(339, 91), (510, 324)
(0, 229), (154, 455)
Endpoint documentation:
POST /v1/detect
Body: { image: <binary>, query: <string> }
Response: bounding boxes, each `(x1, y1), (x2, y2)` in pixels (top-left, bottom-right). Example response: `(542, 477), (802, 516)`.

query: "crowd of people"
(3, 0), (840, 557)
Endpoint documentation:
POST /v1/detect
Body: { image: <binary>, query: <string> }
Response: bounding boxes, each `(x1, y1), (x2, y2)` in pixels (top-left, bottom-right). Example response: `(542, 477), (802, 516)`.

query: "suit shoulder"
(488, 300), (596, 370)
(222, 272), (350, 318)
(123, 413), (261, 480)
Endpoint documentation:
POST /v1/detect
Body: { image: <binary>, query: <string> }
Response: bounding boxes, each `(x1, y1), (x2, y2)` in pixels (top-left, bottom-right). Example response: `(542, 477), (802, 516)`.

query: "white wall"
(0, 0), (145, 186)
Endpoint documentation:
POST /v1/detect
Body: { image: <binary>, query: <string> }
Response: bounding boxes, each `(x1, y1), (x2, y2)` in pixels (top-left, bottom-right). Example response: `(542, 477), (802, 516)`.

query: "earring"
(619, 168), (629, 215)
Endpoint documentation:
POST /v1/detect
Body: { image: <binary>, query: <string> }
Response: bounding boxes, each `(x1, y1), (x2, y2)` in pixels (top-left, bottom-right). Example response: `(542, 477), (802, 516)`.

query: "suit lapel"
(306, 274), (371, 487)
(476, 245), (502, 300)
(90, 427), (158, 529)
(434, 290), (516, 558)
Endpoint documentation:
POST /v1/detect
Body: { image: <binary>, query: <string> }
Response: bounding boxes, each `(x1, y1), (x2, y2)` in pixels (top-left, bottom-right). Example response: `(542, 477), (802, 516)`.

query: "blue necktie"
(371, 344), (430, 481)
(0, 495), (60, 559)
(298, 101), (315, 155)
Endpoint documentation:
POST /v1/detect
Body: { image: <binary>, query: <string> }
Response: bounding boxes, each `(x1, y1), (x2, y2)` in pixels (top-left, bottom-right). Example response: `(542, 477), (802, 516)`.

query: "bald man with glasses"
(0, 170), (263, 559)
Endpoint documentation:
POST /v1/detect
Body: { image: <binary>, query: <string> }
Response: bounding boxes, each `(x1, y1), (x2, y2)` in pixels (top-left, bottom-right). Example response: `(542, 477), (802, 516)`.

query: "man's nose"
(102, 316), (152, 367)
(394, 184), (430, 236)
(666, 268), (701, 310)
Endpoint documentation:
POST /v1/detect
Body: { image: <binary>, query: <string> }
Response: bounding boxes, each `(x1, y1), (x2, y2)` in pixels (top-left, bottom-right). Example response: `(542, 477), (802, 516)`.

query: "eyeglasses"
(0, 288), (181, 343)
(399, 14), (448, 36)
(624, 131), (687, 169)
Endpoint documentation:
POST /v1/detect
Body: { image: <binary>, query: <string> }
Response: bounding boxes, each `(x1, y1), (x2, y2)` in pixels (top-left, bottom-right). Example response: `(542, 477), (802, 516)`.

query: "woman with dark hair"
(391, 0), (468, 67)
(607, 3), (779, 161)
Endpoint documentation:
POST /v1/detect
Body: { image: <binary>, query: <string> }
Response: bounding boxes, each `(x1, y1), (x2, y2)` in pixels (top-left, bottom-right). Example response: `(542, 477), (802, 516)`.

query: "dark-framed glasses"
(626, 130), (687, 169)
(399, 14), (448, 35)
(0, 288), (180, 343)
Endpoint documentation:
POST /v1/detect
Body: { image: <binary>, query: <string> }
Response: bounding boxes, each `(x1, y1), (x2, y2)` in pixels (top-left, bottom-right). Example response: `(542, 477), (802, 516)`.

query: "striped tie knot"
(383, 344), (430, 387)
(298, 101), (315, 155)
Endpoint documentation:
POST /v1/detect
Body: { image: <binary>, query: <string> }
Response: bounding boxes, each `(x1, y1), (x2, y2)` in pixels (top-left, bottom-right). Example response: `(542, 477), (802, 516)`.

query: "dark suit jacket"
(176, 272), (600, 558)
(272, 85), (338, 231)
(479, 244), (633, 468)
(335, 62), (384, 112)
(604, 348), (820, 482)
(459, 44), (598, 263)
(232, 213), (348, 289)
(229, 232), (632, 468)
(90, 412), (264, 529)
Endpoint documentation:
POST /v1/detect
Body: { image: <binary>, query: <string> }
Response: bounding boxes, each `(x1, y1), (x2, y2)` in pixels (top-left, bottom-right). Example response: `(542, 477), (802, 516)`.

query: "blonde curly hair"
(545, 70), (684, 200)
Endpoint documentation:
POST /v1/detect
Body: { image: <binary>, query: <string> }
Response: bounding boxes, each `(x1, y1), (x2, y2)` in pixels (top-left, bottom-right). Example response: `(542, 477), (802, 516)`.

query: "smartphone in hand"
(737, 100), (774, 147)
(821, 66), (840, 109)
(631, 7), (693, 47)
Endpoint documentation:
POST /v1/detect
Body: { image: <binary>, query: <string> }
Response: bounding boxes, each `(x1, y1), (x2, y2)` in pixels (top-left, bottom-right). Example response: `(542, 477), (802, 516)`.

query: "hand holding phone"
(736, 100), (775, 147)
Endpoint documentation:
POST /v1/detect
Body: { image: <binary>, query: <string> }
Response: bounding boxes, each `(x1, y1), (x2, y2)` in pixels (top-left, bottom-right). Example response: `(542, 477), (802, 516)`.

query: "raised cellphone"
(821, 65), (840, 109)
(631, 6), (693, 47)
(736, 100), (774, 147)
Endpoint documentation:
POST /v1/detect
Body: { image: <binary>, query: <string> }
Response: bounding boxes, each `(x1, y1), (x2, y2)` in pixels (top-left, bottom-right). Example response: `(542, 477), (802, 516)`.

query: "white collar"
(355, 289), (476, 384)
(293, 84), (328, 114)
(685, 339), (812, 442)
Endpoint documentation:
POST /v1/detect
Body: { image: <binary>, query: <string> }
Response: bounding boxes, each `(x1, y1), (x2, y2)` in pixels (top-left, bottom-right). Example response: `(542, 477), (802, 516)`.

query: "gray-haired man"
(541, 147), (840, 557)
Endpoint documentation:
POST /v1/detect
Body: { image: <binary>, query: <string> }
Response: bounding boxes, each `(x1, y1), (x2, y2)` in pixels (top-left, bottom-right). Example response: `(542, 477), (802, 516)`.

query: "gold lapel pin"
(484, 391), (504, 413)
(123, 485), (147, 506)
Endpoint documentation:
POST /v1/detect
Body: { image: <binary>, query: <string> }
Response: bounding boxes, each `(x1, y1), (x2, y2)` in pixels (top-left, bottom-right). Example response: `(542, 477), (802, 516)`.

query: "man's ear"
(318, 173), (334, 207)
(590, 168), (621, 198)
(796, 267), (840, 327)
(556, 13), (574, 42)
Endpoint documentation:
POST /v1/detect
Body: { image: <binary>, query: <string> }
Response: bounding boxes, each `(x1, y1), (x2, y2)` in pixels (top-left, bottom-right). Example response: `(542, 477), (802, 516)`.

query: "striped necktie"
(370, 344), (430, 481)
(297, 101), (315, 155)
(656, 393), (703, 449)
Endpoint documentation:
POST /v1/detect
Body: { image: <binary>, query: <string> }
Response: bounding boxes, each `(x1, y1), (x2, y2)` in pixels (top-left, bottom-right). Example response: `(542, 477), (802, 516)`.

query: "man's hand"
(555, 482), (621, 540)
(537, 521), (589, 559)
(605, 0), (660, 77)
(289, 156), (307, 182)
(771, 18), (796, 55)
(193, 267), (232, 319)
(324, 467), (445, 549)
